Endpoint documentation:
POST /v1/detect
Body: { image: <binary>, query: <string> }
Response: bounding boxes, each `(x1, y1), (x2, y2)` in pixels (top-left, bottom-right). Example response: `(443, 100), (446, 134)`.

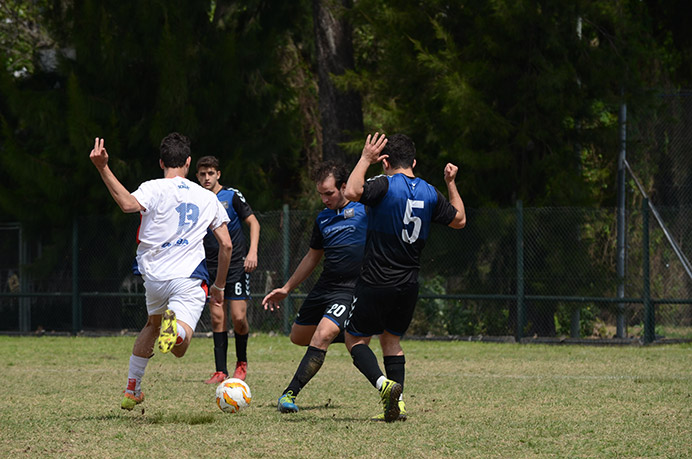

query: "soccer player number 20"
(401, 199), (424, 244)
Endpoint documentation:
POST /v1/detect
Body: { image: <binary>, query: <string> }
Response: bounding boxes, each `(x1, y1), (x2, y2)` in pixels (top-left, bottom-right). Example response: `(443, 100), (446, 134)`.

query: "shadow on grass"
(258, 401), (371, 422)
(80, 412), (217, 425)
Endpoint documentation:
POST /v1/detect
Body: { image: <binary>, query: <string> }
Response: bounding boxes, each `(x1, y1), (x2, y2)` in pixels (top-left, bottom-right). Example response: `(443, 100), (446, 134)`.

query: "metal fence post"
(282, 204), (292, 335)
(642, 198), (654, 343)
(516, 200), (525, 341)
(616, 97), (627, 338)
(18, 223), (30, 333)
(71, 216), (81, 335)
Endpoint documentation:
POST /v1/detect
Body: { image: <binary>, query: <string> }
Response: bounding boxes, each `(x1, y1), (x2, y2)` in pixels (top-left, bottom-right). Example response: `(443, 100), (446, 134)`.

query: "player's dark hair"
(312, 160), (349, 187)
(196, 155), (220, 171)
(159, 132), (191, 168)
(382, 133), (416, 169)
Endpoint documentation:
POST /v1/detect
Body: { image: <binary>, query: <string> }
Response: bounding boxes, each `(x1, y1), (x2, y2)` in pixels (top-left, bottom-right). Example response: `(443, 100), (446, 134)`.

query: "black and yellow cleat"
(121, 391), (145, 411)
(158, 309), (177, 354)
(371, 399), (407, 422)
(379, 379), (403, 423)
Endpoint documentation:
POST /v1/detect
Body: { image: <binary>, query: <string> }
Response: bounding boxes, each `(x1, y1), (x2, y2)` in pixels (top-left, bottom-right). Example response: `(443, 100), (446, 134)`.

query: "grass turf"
(0, 335), (690, 457)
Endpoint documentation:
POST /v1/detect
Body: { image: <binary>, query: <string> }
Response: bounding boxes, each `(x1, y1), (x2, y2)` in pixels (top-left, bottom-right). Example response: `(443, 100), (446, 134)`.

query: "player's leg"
(162, 278), (207, 358)
(205, 294), (230, 383)
(229, 298), (249, 380)
(377, 332), (406, 421)
(121, 314), (160, 410)
(277, 291), (330, 412)
(374, 282), (418, 421)
(227, 271), (250, 380)
(278, 317), (341, 413)
(289, 323), (317, 346)
(345, 283), (402, 422)
(204, 266), (230, 383)
(170, 320), (194, 357)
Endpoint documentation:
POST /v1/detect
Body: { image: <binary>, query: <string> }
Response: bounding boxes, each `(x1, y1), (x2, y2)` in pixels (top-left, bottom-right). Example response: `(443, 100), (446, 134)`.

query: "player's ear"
(185, 156), (191, 168)
(159, 159), (165, 170)
(412, 159), (416, 170)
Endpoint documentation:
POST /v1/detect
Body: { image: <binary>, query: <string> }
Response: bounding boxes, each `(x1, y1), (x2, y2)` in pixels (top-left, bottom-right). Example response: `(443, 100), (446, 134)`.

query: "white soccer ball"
(215, 378), (252, 413)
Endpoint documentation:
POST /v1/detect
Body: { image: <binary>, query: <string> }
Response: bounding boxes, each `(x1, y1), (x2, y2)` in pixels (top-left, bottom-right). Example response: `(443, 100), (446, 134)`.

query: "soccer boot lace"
(371, 399), (407, 422)
(277, 391), (299, 413)
(379, 379), (403, 423)
(158, 309), (177, 353)
(205, 371), (228, 384)
(120, 391), (145, 411)
(232, 361), (248, 381)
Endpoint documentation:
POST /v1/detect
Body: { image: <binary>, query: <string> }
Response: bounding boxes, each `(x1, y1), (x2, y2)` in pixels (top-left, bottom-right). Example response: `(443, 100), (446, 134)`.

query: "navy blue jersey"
(359, 173), (457, 286)
(309, 201), (367, 291)
(203, 187), (254, 267)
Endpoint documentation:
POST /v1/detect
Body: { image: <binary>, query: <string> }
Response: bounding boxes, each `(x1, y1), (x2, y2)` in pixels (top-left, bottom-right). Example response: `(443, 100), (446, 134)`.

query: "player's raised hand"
(361, 132), (388, 164)
(89, 137), (109, 170)
(444, 163), (458, 184)
(262, 288), (287, 312)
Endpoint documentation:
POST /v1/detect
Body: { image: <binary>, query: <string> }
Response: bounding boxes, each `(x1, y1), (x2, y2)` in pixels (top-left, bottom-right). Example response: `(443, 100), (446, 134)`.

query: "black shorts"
(345, 281), (419, 337)
(294, 288), (353, 330)
(208, 262), (251, 300)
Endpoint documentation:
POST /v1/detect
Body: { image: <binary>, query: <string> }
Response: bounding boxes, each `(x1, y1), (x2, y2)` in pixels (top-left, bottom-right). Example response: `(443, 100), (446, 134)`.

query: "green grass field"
(1, 335), (690, 458)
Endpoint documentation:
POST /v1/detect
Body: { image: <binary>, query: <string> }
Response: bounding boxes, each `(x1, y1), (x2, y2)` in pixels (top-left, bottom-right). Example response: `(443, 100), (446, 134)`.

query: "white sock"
(127, 355), (149, 394)
(176, 325), (187, 345)
(375, 376), (387, 391)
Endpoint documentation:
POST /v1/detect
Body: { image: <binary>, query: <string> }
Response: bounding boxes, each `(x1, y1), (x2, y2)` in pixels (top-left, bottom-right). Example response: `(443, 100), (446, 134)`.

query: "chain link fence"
(1, 94), (691, 342)
(1, 203), (690, 341)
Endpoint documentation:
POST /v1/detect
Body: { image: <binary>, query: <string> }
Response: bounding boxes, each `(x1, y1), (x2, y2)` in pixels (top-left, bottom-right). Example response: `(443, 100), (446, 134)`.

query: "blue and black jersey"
(310, 201), (367, 291)
(359, 173), (457, 286)
(204, 187), (254, 268)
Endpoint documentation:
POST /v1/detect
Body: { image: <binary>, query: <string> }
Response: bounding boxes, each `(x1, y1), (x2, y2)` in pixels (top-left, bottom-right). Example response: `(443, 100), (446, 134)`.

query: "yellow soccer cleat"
(121, 391), (145, 411)
(378, 379), (402, 423)
(158, 309), (177, 353)
(370, 399), (407, 422)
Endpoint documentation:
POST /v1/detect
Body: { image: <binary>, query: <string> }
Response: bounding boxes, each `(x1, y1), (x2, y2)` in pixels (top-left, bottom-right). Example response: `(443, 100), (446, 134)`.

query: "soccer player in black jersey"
(196, 156), (261, 383)
(343, 132), (466, 422)
(262, 161), (368, 413)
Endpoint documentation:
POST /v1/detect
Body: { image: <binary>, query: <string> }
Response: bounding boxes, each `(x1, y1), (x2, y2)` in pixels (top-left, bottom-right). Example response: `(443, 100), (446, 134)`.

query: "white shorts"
(144, 278), (207, 330)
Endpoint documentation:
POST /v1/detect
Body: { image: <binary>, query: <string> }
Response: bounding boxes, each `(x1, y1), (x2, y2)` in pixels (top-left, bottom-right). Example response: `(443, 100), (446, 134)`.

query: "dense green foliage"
(1, 1), (687, 223)
(2, 2), (691, 332)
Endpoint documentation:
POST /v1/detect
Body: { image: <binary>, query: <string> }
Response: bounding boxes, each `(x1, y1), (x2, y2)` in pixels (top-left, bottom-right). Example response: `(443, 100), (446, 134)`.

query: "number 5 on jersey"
(402, 199), (423, 244)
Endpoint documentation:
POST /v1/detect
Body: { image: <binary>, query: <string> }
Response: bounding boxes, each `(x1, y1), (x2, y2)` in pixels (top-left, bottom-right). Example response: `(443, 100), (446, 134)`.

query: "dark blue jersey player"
(343, 133), (466, 422)
(196, 156), (261, 383)
(263, 161), (368, 413)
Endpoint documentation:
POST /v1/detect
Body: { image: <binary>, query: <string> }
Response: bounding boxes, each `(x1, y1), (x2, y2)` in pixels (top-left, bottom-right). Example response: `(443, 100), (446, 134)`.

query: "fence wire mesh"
(1, 94), (691, 341)
(1, 204), (690, 340)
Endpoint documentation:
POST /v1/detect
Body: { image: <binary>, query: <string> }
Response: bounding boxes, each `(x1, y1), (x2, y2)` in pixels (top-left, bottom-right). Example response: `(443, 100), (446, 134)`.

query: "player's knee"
(290, 334), (309, 346)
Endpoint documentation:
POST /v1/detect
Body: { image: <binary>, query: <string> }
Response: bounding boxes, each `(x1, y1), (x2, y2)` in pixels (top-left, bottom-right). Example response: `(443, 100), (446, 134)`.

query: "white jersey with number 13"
(131, 176), (229, 282)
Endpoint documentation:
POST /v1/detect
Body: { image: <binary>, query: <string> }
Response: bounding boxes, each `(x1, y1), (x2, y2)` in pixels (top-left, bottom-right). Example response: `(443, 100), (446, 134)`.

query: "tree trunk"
(312, 0), (363, 164)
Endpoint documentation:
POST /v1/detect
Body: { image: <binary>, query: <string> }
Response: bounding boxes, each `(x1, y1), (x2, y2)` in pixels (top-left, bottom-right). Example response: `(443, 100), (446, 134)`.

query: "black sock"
(332, 330), (345, 343)
(284, 346), (326, 397)
(350, 344), (383, 389)
(384, 355), (405, 393)
(213, 331), (228, 375)
(235, 333), (249, 362)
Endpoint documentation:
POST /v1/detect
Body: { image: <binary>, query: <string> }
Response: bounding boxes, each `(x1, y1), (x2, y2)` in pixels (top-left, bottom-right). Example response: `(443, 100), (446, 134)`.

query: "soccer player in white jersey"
(89, 132), (233, 411)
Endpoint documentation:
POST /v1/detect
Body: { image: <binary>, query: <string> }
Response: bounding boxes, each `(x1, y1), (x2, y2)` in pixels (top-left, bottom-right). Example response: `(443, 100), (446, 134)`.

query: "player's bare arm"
(90, 137), (144, 213)
(344, 132), (388, 202)
(444, 163), (466, 229)
(210, 223), (233, 306)
(262, 248), (323, 311)
(243, 214), (260, 273)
